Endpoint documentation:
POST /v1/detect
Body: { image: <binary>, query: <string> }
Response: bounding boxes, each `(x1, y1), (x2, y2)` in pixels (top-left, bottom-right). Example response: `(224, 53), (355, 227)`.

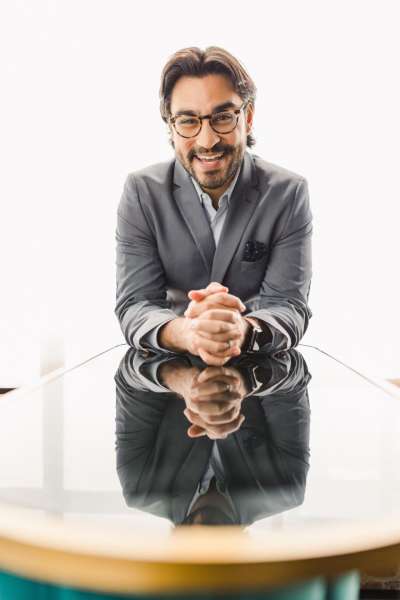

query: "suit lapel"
(211, 151), (260, 283)
(172, 158), (216, 275)
(172, 152), (261, 282)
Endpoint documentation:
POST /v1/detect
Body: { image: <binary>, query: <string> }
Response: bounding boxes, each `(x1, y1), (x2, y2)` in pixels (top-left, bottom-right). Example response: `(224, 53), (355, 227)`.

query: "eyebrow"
(173, 101), (238, 117)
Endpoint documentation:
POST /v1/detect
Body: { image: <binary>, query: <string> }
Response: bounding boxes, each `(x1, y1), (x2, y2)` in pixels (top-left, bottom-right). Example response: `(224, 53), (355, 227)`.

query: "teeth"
(197, 153), (224, 161)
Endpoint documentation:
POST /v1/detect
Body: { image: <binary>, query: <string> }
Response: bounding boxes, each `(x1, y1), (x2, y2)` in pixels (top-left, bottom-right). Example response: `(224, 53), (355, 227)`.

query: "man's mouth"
(193, 152), (226, 170)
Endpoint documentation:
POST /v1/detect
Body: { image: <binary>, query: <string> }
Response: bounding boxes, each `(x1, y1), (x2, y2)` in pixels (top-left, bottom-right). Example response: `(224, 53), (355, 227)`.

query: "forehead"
(170, 73), (241, 113)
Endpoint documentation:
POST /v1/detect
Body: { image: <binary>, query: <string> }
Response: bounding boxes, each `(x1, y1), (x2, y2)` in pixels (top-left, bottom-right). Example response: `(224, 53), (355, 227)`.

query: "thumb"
(187, 425), (207, 438)
(188, 283), (228, 301)
(188, 290), (208, 301)
(206, 282), (229, 293)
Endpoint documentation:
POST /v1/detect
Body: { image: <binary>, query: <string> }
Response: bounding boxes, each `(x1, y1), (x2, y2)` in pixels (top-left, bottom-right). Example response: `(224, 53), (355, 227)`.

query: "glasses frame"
(169, 100), (249, 139)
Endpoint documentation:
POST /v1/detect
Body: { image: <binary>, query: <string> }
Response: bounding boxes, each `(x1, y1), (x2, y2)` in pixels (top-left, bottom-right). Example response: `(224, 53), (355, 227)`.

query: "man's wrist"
(242, 317), (271, 351)
(240, 317), (252, 349)
(158, 359), (184, 390)
(241, 317), (260, 351)
(158, 317), (190, 353)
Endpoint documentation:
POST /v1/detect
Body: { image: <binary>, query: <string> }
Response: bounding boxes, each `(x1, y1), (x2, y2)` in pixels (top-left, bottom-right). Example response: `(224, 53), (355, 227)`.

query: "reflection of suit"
(115, 350), (311, 525)
(115, 151), (312, 354)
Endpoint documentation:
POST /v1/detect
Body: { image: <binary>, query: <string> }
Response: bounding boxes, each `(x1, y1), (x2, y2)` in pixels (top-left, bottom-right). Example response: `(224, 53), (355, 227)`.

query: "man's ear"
(167, 124), (175, 149)
(245, 103), (255, 133)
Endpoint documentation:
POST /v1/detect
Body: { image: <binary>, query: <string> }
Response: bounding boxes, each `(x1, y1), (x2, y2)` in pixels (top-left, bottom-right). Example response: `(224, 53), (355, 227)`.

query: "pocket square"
(243, 240), (268, 262)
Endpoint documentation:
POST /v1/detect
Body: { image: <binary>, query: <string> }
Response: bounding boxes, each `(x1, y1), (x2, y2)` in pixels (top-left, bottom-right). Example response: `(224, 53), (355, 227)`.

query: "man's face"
(169, 74), (254, 200)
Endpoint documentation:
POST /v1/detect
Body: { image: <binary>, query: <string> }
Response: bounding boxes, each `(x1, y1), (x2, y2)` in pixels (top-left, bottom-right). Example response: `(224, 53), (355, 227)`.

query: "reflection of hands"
(183, 367), (248, 440)
(184, 282), (250, 366)
(159, 360), (249, 439)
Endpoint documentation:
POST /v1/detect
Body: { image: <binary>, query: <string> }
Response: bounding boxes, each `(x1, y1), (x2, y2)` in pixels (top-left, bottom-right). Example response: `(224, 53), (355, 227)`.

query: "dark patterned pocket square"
(243, 240), (268, 262)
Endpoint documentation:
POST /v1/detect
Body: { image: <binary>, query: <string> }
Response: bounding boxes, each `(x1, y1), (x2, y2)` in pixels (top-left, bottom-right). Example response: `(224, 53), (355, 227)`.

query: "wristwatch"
(243, 317), (263, 352)
(237, 363), (263, 396)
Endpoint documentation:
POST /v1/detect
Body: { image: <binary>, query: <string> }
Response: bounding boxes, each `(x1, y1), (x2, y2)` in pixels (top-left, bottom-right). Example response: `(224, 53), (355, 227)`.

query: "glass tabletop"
(0, 344), (399, 548)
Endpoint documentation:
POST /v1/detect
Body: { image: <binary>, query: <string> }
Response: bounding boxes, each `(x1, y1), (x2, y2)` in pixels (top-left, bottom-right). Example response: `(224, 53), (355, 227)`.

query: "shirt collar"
(190, 160), (242, 208)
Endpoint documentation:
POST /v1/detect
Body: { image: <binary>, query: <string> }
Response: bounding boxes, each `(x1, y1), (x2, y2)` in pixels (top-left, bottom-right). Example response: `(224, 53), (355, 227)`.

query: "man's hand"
(159, 283), (251, 365)
(184, 281), (246, 319)
(184, 282), (250, 364)
(159, 362), (248, 439)
(158, 359), (201, 398)
(183, 366), (247, 439)
(188, 309), (249, 365)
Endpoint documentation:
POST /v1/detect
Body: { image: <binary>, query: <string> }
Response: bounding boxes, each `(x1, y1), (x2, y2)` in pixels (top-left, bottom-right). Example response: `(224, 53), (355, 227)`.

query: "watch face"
(248, 328), (258, 352)
(244, 318), (262, 352)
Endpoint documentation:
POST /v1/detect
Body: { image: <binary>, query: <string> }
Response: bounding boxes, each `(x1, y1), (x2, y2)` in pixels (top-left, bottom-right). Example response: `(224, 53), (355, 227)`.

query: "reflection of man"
(115, 47), (312, 366)
(115, 349), (311, 526)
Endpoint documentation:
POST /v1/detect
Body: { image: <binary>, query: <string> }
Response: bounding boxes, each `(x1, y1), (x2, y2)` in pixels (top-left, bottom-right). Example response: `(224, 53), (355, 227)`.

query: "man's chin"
(198, 178), (228, 191)
(194, 171), (227, 189)
(178, 151), (237, 190)
(191, 161), (233, 190)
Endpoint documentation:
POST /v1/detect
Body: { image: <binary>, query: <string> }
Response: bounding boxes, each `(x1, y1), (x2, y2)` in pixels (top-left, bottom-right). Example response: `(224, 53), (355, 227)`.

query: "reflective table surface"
(0, 344), (400, 594)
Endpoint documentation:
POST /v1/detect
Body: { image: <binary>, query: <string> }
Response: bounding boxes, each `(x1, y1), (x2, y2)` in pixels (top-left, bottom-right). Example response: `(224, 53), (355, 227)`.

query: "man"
(115, 47), (312, 365)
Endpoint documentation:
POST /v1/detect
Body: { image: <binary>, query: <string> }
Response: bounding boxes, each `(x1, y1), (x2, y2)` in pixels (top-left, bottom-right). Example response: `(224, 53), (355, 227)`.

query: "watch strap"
(243, 317), (263, 352)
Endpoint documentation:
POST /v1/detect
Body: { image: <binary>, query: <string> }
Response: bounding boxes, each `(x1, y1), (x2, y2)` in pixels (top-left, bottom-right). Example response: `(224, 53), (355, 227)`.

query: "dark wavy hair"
(181, 505), (237, 526)
(159, 46), (257, 148)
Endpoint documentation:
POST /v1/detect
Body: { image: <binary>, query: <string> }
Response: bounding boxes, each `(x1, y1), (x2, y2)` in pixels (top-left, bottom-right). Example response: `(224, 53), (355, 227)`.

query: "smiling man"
(168, 74), (246, 204)
(115, 47), (313, 365)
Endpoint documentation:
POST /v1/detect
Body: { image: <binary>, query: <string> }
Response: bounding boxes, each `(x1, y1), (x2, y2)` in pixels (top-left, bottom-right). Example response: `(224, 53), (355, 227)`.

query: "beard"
(176, 142), (244, 193)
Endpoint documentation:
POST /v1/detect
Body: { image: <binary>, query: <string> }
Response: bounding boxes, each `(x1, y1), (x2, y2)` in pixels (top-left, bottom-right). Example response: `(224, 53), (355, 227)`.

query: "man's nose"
(196, 118), (221, 149)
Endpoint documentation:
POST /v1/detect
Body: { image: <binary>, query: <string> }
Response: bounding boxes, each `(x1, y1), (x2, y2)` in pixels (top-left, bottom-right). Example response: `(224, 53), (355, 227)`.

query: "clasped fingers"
(190, 312), (243, 356)
(191, 309), (241, 329)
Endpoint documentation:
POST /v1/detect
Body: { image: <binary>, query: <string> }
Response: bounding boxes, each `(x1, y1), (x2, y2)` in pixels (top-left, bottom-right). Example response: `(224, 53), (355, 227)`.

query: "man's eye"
(178, 117), (198, 126)
(212, 112), (233, 123)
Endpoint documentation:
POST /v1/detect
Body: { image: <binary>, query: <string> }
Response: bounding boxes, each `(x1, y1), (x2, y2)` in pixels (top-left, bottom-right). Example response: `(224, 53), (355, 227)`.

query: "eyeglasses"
(169, 101), (248, 138)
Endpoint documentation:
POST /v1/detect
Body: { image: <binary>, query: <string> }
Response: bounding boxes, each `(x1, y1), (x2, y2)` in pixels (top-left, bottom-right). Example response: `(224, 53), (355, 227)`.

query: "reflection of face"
(169, 74), (254, 202)
(184, 505), (235, 526)
(182, 477), (237, 525)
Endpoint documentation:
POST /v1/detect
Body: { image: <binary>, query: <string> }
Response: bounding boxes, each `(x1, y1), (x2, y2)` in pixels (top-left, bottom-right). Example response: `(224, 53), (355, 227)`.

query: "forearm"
(118, 300), (177, 350)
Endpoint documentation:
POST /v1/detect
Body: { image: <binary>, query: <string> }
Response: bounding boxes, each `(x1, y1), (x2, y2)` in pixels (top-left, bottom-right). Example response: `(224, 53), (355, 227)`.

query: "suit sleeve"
(246, 178), (312, 352)
(115, 377), (172, 496)
(115, 174), (177, 350)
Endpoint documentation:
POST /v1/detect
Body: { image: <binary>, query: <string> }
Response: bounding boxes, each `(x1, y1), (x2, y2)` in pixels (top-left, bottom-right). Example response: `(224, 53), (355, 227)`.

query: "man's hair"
(181, 505), (237, 526)
(159, 46), (257, 148)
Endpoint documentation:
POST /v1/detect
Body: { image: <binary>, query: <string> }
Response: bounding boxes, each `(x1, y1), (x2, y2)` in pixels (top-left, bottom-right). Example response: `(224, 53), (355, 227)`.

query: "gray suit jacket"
(115, 151), (312, 353)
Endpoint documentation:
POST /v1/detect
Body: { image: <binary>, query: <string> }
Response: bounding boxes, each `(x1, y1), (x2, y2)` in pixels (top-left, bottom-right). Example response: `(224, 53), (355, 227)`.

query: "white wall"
(1, 0), (399, 386)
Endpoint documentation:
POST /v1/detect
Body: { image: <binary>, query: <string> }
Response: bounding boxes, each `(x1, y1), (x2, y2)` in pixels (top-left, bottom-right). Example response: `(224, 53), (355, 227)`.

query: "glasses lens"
(175, 115), (201, 137)
(210, 111), (236, 133)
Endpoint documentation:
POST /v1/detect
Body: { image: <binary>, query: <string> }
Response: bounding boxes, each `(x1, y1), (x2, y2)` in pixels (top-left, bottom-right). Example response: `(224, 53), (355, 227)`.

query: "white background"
(1, 0), (399, 386)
